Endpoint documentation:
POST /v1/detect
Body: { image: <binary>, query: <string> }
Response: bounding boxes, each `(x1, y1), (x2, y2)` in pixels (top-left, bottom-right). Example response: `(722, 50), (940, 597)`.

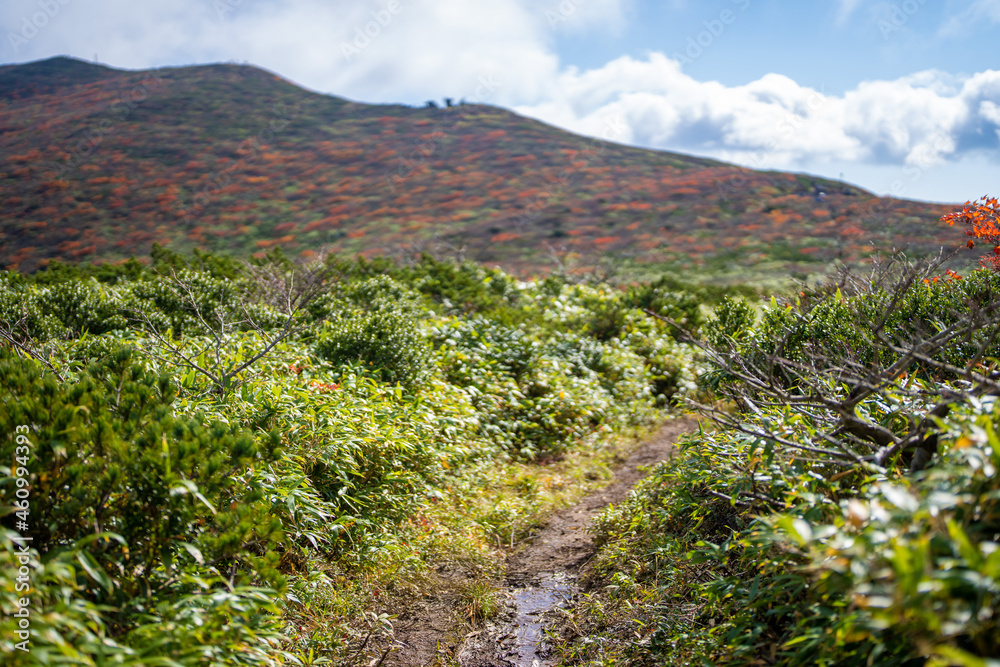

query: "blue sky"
(555, 1), (994, 94)
(2, 0), (999, 203)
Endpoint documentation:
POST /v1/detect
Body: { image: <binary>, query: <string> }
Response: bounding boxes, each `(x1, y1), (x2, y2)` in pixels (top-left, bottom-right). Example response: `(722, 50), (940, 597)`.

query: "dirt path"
(386, 419), (696, 667)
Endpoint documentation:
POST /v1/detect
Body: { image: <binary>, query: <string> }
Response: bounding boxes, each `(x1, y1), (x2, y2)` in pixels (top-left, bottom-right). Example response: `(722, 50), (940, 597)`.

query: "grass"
(459, 580), (504, 627)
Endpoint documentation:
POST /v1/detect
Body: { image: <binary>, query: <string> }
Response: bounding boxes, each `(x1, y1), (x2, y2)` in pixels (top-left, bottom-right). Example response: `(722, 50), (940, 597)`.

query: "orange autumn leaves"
(0, 60), (962, 272)
(942, 195), (1000, 271)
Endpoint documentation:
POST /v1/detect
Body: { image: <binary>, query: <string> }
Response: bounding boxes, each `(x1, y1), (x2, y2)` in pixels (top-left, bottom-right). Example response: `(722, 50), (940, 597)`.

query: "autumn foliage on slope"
(1, 57), (957, 275)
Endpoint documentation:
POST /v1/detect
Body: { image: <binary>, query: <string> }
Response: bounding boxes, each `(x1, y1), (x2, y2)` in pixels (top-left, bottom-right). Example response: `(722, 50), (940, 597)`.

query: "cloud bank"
(514, 55), (1000, 175)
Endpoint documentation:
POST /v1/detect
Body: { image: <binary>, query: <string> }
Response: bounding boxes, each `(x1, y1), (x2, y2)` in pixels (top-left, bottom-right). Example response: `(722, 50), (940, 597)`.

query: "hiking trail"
(384, 419), (695, 667)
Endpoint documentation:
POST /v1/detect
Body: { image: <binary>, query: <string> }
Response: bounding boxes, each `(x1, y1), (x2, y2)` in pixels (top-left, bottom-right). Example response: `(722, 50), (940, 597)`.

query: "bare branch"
(659, 252), (1000, 475)
(0, 309), (65, 381)
(124, 260), (333, 395)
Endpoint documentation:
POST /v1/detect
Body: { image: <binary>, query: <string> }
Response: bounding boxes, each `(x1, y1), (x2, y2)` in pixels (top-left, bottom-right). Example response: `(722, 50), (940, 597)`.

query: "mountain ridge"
(0, 56), (960, 276)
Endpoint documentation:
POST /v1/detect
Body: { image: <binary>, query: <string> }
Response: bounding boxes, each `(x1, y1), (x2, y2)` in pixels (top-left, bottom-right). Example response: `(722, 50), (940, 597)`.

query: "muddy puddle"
(508, 572), (575, 666)
(457, 571), (576, 666)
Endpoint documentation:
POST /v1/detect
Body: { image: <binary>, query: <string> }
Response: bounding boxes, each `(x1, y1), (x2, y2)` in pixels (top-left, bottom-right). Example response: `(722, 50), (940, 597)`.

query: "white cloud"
(0, 0), (628, 105)
(982, 100), (1000, 124)
(514, 56), (1000, 176)
(0, 0), (559, 105)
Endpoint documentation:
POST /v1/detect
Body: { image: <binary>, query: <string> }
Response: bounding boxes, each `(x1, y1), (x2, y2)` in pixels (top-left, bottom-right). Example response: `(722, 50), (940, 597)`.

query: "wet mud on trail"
(384, 419), (696, 667)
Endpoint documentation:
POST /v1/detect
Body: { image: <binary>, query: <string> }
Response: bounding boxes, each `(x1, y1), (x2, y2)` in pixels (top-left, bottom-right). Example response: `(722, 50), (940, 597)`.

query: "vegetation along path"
(387, 419), (696, 667)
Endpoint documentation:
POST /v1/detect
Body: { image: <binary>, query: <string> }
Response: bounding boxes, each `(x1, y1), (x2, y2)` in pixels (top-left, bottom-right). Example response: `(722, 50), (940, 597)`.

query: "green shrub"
(22, 257), (149, 287)
(122, 270), (238, 336)
(627, 278), (706, 335)
(0, 346), (287, 664)
(315, 308), (430, 389)
(0, 250), (703, 664)
(584, 368), (1000, 665)
(0, 277), (63, 342)
(307, 274), (424, 322)
(773, 399), (1000, 664)
(35, 278), (129, 336)
(586, 426), (919, 666)
(433, 315), (656, 459)
(434, 316), (588, 458)
(339, 275), (424, 315)
(0, 528), (290, 666)
(703, 296), (756, 347)
(714, 271), (1000, 387)
(619, 316), (698, 404)
(399, 254), (521, 315)
(436, 316), (536, 384)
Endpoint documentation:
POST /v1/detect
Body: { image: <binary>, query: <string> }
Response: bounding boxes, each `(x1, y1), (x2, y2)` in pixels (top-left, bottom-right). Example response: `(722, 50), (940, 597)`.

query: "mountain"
(0, 56), (961, 277)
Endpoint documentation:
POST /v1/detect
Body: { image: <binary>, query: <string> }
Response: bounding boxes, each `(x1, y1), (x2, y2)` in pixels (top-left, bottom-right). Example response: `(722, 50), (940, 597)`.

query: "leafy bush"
(775, 399), (1000, 664)
(0, 528), (290, 666)
(619, 311), (702, 405)
(22, 257), (148, 287)
(122, 270), (240, 336)
(627, 278), (706, 336)
(573, 261), (1000, 666)
(711, 270), (1000, 386)
(315, 306), (431, 389)
(436, 316), (536, 384)
(434, 316), (566, 458)
(651, 400), (1000, 666)
(35, 278), (129, 336)
(307, 274), (424, 322)
(338, 274), (425, 315)
(584, 424), (917, 666)
(433, 315), (657, 459)
(703, 296), (756, 347)
(397, 254), (521, 316)
(0, 345), (288, 665)
(0, 275), (64, 342)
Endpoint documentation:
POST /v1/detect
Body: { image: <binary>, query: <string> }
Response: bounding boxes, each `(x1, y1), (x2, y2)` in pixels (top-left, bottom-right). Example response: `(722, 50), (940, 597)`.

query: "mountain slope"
(0, 56), (960, 275)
